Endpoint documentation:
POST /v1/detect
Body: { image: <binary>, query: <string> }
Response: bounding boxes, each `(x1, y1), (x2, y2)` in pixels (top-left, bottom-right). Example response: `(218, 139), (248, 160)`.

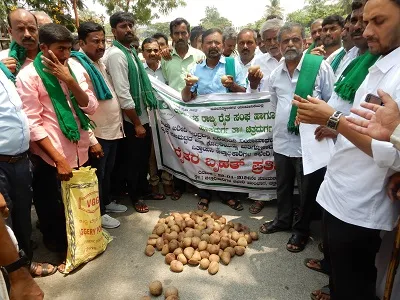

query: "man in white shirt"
(74, 21), (127, 229)
(259, 23), (335, 255)
(293, 0), (400, 297)
(235, 28), (257, 75)
(320, 15), (345, 61)
(142, 38), (166, 84)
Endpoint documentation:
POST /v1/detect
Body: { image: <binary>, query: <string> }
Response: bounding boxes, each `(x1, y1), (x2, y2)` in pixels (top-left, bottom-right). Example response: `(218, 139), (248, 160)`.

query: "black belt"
(0, 151), (28, 164)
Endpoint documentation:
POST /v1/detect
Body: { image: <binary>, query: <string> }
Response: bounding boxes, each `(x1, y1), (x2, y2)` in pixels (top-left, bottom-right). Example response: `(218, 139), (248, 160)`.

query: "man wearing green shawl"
(258, 23), (335, 254)
(73, 21), (127, 230)
(106, 12), (158, 214)
(0, 9), (39, 75)
(16, 24), (98, 257)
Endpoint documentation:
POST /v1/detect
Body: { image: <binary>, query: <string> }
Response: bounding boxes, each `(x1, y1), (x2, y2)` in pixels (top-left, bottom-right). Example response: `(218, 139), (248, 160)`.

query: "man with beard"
(311, 15), (344, 60)
(258, 23), (335, 254)
(161, 18), (205, 93)
(16, 23), (98, 265)
(235, 28), (258, 75)
(106, 12), (158, 213)
(246, 18), (284, 214)
(222, 27), (238, 58)
(293, 0), (400, 297)
(181, 28), (246, 212)
(71, 21), (126, 229)
(0, 9), (39, 76)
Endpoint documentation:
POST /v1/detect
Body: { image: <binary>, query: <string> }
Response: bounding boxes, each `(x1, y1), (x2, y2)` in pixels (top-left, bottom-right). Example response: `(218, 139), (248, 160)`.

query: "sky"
(88, 0), (306, 27)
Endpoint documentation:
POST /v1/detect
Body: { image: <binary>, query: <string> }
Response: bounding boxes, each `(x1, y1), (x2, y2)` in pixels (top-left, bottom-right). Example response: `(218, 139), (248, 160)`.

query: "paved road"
(32, 192), (327, 300)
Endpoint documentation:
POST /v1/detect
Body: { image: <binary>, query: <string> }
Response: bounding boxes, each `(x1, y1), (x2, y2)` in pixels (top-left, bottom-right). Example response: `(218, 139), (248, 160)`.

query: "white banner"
(149, 77), (277, 193)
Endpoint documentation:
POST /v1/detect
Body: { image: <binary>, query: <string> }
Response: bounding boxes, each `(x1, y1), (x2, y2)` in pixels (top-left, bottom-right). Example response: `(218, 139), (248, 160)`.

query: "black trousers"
(123, 121), (152, 202)
(32, 156), (67, 250)
(198, 189), (235, 202)
(274, 152), (325, 236)
(0, 155), (33, 259)
(323, 209), (381, 300)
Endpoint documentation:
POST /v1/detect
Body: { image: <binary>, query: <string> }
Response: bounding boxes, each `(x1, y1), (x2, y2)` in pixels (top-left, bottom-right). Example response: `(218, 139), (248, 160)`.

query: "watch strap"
(2, 250), (30, 274)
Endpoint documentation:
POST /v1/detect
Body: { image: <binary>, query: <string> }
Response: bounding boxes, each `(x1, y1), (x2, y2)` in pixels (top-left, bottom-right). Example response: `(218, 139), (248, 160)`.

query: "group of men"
(1, 0), (400, 299)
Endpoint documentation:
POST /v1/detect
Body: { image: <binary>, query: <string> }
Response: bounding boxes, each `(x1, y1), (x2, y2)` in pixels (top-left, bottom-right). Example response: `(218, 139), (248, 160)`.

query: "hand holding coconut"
(247, 65), (263, 90)
(184, 74), (199, 87)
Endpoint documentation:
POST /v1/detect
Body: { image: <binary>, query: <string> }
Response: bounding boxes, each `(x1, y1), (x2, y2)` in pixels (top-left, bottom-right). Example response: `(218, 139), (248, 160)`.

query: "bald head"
(32, 11), (53, 27)
(7, 9), (38, 52)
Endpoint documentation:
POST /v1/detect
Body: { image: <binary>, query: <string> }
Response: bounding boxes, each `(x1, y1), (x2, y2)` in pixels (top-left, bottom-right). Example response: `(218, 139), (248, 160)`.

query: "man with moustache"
(246, 18), (284, 214)
(222, 27), (238, 58)
(106, 12), (158, 213)
(258, 23), (335, 254)
(321, 15), (345, 61)
(235, 28), (258, 75)
(0, 9), (39, 76)
(307, 18), (323, 53)
(71, 21), (126, 229)
(181, 28), (246, 212)
(17, 23), (98, 257)
(293, 0), (400, 297)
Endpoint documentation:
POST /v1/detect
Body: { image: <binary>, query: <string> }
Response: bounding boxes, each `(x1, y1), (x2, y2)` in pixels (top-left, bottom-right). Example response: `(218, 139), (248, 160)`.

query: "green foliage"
(139, 22), (169, 39)
(199, 6), (233, 30)
(97, 0), (186, 25)
(265, 0), (284, 18)
(286, 0), (346, 29)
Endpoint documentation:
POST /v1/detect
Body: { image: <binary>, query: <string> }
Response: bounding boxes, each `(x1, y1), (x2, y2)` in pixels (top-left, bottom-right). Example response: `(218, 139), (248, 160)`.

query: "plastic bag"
(61, 167), (112, 274)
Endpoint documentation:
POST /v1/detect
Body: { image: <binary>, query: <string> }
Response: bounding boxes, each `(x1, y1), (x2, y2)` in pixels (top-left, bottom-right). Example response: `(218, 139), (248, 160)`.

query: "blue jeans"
(0, 154), (33, 259)
(90, 138), (119, 215)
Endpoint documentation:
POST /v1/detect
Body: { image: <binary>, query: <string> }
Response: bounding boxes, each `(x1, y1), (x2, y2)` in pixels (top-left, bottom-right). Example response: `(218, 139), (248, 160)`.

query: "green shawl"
(112, 40), (157, 115)
(288, 54), (324, 135)
(0, 61), (16, 84)
(306, 42), (315, 54)
(334, 51), (380, 103)
(33, 52), (95, 142)
(8, 41), (27, 75)
(330, 48), (346, 73)
(70, 51), (113, 100)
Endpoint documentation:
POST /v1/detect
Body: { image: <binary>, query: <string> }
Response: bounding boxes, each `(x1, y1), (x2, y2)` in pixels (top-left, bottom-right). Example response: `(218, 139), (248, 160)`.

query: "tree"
(139, 22), (170, 39)
(338, 0), (352, 14)
(265, 0), (284, 18)
(199, 6), (233, 30)
(286, 0), (346, 30)
(97, 0), (186, 25)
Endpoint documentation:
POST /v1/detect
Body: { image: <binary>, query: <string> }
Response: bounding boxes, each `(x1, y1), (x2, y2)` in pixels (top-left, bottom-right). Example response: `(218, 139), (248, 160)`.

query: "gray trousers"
(274, 152), (325, 236)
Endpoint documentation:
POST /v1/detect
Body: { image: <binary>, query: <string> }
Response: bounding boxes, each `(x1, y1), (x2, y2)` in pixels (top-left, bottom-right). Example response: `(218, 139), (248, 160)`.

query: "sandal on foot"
(30, 262), (57, 277)
(249, 201), (265, 214)
(222, 199), (243, 211)
(310, 285), (330, 300)
(287, 233), (308, 253)
(304, 258), (329, 275)
(142, 193), (166, 200)
(171, 190), (182, 201)
(259, 221), (289, 234)
(197, 199), (209, 212)
(134, 200), (149, 213)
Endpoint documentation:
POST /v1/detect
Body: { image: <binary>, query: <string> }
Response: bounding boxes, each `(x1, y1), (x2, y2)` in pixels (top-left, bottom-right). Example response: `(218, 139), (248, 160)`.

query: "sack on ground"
(61, 166), (112, 274)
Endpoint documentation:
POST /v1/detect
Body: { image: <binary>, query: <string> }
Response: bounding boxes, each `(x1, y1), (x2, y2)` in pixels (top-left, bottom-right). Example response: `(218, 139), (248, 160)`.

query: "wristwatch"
(0, 250), (30, 295)
(326, 111), (343, 131)
(390, 124), (400, 151)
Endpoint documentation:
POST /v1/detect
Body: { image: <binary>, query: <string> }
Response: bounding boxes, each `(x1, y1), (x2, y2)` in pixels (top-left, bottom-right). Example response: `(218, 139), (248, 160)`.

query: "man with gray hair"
(31, 11), (53, 27)
(257, 23), (335, 253)
(222, 27), (238, 57)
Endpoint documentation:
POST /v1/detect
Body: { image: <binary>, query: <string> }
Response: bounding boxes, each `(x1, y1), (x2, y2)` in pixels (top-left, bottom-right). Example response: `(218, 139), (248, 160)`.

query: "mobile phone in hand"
(365, 93), (383, 106)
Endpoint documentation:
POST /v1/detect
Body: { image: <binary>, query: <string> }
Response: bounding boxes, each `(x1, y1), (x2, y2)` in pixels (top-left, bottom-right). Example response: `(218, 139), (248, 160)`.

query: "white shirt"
(326, 47), (344, 65)
(251, 53), (281, 92)
(327, 47), (361, 116)
(235, 56), (256, 89)
(268, 55), (335, 157)
(74, 50), (124, 143)
(143, 61), (167, 84)
(106, 46), (149, 125)
(317, 46), (400, 231)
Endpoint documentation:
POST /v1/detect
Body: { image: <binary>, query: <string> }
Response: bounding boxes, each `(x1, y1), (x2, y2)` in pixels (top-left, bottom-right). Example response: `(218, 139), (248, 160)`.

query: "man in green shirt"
(161, 18), (205, 92)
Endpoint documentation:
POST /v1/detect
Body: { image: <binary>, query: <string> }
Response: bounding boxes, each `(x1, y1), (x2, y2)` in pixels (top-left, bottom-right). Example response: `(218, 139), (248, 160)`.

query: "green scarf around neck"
(288, 54), (324, 135)
(330, 48), (346, 73)
(70, 51), (112, 100)
(33, 52), (95, 142)
(8, 41), (27, 75)
(0, 61), (16, 84)
(334, 51), (380, 103)
(306, 42), (315, 54)
(112, 40), (157, 116)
